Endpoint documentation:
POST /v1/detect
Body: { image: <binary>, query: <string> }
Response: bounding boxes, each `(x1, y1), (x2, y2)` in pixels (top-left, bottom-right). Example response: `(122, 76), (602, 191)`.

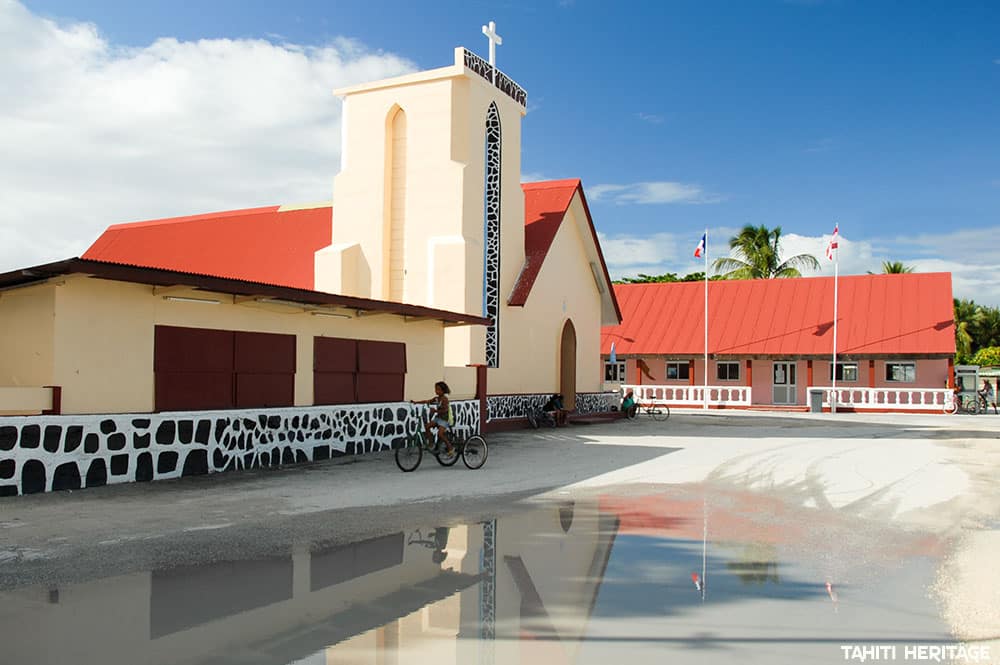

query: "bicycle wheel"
(647, 405), (668, 421)
(395, 438), (423, 472)
(434, 433), (460, 466)
(462, 435), (488, 469)
(965, 399), (981, 415)
(526, 411), (539, 429)
(943, 400), (958, 415)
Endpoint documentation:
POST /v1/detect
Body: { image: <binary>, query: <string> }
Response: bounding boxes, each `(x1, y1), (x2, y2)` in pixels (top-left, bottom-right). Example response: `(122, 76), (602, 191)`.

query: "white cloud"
(0, 1), (416, 272)
(520, 171), (552, 183)
(598, 226), (740, 280)
(599, 227), (1000, 306)
(636, 112), (665, 124)
(589, 181), (721, 205)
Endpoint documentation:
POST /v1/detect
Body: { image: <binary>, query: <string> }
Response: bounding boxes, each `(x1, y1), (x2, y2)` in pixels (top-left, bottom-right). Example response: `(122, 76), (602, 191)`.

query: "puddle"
(0, 486), (980, 664)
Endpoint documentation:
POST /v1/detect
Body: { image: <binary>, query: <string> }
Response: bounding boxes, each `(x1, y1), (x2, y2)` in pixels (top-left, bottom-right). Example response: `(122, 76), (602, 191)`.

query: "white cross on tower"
(481, 20), (502, 82)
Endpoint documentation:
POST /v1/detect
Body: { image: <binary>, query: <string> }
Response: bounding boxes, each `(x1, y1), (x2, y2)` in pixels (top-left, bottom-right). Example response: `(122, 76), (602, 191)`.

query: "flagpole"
(831, 236), (839, 414)
(703, 227), (709, 411)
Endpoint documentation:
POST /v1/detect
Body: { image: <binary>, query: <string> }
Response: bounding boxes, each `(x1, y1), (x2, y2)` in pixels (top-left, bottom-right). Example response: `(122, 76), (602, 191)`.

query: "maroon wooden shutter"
(154, 326), (296, 411)
(234, 331), (296, 408)
(154, 326), (235, 411)
(357, 340), (406, 403)
(314, 337), (359, 404)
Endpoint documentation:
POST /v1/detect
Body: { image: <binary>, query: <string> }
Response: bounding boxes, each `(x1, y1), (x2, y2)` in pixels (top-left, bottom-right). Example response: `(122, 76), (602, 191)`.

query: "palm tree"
(954, 298), (982, 363)
(870, 261), (914, 274)
(972, 305), (1000, 351)
(712, 224), (820, 279)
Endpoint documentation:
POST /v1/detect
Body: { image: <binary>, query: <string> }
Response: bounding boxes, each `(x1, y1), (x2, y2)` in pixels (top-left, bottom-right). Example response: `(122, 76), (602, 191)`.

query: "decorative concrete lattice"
(484, 101), (502, 369)
(462, 48), (527, 107)
(574, 392), (619, 414)
(486, 392), (619, 422)
(487, 394), (549, 422)
(0, 400), (480, 496)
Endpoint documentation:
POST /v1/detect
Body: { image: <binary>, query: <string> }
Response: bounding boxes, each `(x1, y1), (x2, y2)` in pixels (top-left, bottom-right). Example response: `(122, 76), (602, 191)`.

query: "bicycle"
(526, 407), (557, 429)
(395, 427), (488, 472)
(944, 393), (982, 415)
(624, 401), (670, 421)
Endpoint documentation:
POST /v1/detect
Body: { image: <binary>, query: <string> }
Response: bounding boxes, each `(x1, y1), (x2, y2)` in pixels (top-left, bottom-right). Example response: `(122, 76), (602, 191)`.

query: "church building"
(0, 42), (621, 495)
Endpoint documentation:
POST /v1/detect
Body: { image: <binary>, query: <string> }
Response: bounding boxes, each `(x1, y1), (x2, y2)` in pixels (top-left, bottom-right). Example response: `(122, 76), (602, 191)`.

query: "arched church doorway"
(560, 319), (577, 410)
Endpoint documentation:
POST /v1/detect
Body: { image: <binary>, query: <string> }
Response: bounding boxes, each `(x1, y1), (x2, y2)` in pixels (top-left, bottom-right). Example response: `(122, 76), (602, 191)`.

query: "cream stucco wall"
(321, 49), (525, 373)
(0, 283), (56, 387)
(53, 277), (156, 414)
(489, 193), (604, 395)
(23, 276), (455, 415)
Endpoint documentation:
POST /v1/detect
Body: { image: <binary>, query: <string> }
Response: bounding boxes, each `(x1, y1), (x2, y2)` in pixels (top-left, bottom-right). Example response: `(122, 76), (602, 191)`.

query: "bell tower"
(315, 40), (528, 368)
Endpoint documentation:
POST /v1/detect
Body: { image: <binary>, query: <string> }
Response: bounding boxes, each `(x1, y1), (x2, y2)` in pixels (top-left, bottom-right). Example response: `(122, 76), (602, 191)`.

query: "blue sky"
(5, 0), (1000, 304)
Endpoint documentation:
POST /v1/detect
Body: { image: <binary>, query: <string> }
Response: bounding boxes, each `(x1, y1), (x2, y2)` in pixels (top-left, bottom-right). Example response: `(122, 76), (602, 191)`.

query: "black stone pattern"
(0, 401), (480, 496)
(486, 392), (618, 422)
(462, 49), (527, 107)
(484, 101), (502, 368)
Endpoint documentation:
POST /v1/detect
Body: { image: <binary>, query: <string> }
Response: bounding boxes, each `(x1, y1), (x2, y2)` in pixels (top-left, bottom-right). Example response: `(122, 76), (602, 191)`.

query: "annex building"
(601, 272), (956, 412)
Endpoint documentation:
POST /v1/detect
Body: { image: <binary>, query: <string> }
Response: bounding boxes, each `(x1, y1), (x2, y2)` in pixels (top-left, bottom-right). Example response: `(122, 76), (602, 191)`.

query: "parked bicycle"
(526, 407), (557, 429)
(624, 401), (670, 421)
(395, 427), (488, 472)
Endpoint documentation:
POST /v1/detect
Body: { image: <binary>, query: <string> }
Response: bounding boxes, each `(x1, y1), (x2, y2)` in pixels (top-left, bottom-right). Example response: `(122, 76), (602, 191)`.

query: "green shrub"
(971, 346), (1000, 367)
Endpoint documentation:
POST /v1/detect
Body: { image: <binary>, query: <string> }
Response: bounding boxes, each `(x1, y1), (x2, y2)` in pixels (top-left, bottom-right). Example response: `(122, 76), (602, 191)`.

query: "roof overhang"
(0, 258), (491, 327)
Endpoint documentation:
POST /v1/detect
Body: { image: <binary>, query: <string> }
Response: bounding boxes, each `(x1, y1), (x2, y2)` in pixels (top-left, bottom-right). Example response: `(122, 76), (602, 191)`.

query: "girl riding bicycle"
(413, 381), (455, 456)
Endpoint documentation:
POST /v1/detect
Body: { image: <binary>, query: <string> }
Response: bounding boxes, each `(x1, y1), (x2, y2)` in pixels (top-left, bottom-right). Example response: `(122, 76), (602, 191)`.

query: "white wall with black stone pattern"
(0, 400), (480, 496)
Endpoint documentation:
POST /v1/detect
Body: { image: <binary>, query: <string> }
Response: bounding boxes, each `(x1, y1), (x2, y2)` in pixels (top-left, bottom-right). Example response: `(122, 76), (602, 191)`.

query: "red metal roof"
(82, 181), (622, 323)
(508, 180), (580, 306)
(601, 273), (955, 357)
(510, 180), (622, 322)
(83, 205), (332, 290)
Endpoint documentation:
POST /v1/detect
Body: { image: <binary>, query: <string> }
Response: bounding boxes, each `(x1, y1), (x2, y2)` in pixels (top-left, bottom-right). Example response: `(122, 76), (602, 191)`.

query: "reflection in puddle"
(0, 487), (958, 664)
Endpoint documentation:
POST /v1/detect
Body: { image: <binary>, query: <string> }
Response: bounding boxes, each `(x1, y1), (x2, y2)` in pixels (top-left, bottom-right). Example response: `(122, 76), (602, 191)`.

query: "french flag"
(826, 224), (839, 260)
(694, 233), (706, 259)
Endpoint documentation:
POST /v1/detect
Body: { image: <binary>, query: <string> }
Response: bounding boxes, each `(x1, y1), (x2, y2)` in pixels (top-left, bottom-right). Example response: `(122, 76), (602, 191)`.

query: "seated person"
(542, 393), (568, 426)
(621, 389), (637, 418)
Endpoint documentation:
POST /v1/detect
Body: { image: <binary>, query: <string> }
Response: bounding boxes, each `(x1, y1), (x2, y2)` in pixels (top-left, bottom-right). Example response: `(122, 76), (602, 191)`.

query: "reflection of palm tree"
(726, 542), (781, 585)
(712, 225), (820, 280)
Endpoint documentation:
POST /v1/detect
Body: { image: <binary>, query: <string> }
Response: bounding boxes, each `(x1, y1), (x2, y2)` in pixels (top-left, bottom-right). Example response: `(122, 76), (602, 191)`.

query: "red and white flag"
(694, 233), (706, 259)
(826, 224), (839, 260)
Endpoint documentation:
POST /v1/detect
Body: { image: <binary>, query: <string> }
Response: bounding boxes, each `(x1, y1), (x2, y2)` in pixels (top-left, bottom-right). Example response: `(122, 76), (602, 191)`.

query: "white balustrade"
(620, 384), (751, 407)
(812, 386), (952, 411)
(618, 383), (952, 411)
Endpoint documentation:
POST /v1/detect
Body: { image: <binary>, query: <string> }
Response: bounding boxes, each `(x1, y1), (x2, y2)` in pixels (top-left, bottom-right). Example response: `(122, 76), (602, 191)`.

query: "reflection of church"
(0, 490), (948, 663)
(0, 499), (620, 665)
